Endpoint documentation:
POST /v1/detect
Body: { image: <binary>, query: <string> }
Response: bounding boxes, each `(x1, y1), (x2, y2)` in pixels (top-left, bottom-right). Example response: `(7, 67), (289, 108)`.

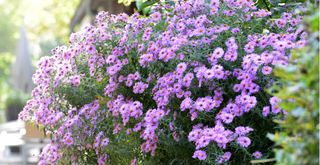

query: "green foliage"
(118, 0), (136, 6)
(4, 90), (29, 121)
(0, 0), (79, 54)
(0, 53), (14, 111)
(255, 0), (308, 12)
(124, 0), (174, 14)
(136, 0), (157, 14)
(0, 1), (19, 53)
(56, 77), (107, 109)
(5, 91), (28, 108)
(269, 4), (319, 165)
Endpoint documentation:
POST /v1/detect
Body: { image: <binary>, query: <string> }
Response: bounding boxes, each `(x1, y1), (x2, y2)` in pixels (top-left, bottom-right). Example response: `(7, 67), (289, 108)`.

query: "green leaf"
(137, 0), (157, 11)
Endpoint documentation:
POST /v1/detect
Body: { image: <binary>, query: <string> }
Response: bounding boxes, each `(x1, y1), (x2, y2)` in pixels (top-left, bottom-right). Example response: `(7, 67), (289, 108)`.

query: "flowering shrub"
(19, 0), (306, 164)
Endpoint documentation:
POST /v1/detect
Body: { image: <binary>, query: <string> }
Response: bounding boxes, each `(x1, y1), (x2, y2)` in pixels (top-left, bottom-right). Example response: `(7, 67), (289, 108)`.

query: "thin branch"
(262, 0), (271, 11)
(251, 158), (276, 164)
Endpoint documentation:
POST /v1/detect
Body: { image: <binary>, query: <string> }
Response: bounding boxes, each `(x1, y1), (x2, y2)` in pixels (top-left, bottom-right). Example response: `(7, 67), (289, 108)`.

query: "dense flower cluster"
(19, 0), (305, 164)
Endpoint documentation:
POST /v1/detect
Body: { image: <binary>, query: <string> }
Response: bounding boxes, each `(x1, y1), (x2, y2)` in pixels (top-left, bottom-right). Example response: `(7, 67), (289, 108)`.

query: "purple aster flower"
(262, 66), (272, 75)
(133, 82), (148, 94)
(213, 47), (224, 58)
(225, 103), (238, 112)
(231, 28), (240, 34)
(210, 0), (220, 7)
(196, 136), (210, 149)
(217, 152), (232, 164)
(215, 70), (225, 79)
(106, 55), (117, 64)
(176, 90), (185, 98)
(224, 10), (235, 16)
(97, 154), (107, 165)
(214, 134), (228, 144)
(235, 126), (253, 136)
(191, 112), (198, 121)
(295, 40), (306, 48)
(275, 18), (287, 28)
(139, 53), (154, 67)
(192, 150), (207, 160)
(253, 9), (271, 18)
(101, 138), (109, 146)
(63, 135), (74, 146)
(86, 44), (97, 55)
(195, 99), (207, 111)
(233, 84), (241, 92)
(247, 96), (257, 108)
(134, 72), (141, 80)
(131, 158), (137, 165)
(210, 6), (219, 15)
(253, 151), (262, 159)
(262, 106), (270, 117)
(237, 136), (251, 148)
(271, 105), (282, 114)
(270, 96), (281, 106)
(193, 27), (206, 36)
(137, 44), (144, 52)
(151, 12), (161, 22)
(204, 69), (215, 79)
(188, 129), (201, 142)
(70, 75), (81, 87)
(223, 152), (232, 160)
(125, 79), (133, 87)
(243, 14), (252, 21)
(180, 97), (193, 111)
(173, 83), (182, 92)
(176, 21), (186, 32)
(176, 62), (187, 73)
(220, 112), (234, 124)
(244, 42), (255, 53)
(182, 73), (194, 87)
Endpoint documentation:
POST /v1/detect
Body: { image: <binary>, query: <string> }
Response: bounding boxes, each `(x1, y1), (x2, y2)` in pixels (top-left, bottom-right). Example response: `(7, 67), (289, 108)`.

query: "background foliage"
(0, 0), (79, 120)
(269, 2), (319, 165)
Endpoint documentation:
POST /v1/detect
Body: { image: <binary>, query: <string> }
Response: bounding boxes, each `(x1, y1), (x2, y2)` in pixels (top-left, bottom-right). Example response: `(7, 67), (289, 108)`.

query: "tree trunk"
(70, 0), (135, 32)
